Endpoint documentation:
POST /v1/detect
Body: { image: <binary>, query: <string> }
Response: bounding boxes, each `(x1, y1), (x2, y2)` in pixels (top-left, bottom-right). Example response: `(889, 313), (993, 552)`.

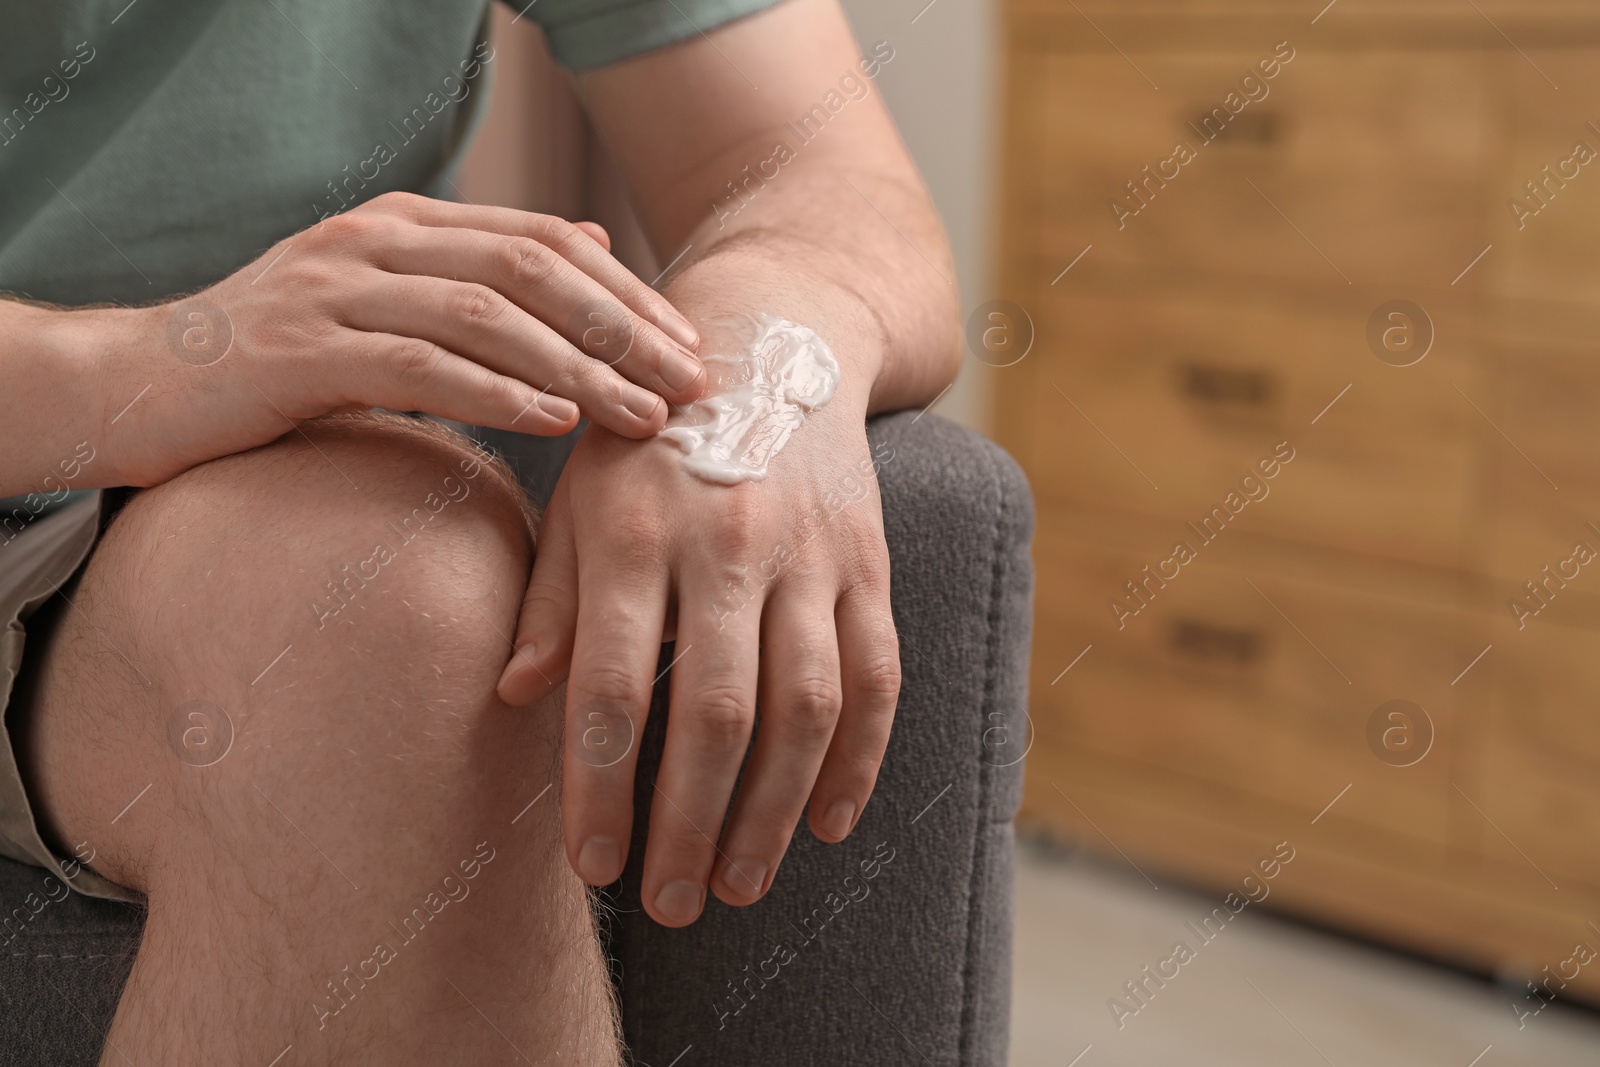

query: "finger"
(372, 226), (705, 403)
(574, 221), (610, 251)
(561, 546), (672, 888)
(641, 573), (764, 926)
(710, 585), (842, 906)
(375, 193), (700, 350)
(340, 271), (669, 438)
(808, 588), (900, 844)
(497, 477), (580, 707)
(322, 327), (579, 436)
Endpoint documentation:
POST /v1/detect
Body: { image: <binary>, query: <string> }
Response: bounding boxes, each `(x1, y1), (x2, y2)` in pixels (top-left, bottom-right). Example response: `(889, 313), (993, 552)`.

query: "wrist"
(38, 302), (165, 489)
(663, 235), (885, 414)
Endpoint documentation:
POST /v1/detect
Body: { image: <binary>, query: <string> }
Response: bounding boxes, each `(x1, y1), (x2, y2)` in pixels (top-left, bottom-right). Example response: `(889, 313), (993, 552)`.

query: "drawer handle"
(1187, 108), (1283, 146)
(1168, 619), (1264, 664)
(1178, 363), (1276, 407)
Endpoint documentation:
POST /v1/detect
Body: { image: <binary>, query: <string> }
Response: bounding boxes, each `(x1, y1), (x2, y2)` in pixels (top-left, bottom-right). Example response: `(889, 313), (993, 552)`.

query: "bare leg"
(21, 414), (621, 1066)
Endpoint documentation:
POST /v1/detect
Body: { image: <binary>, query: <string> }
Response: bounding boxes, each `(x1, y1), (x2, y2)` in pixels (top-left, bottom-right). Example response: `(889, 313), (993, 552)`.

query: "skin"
(3, 0), (956, 941)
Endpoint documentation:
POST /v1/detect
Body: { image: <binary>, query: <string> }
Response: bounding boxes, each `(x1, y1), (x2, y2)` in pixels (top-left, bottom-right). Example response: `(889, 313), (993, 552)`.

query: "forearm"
(578, 0), (961, 415)
(0, 300), (125, 498)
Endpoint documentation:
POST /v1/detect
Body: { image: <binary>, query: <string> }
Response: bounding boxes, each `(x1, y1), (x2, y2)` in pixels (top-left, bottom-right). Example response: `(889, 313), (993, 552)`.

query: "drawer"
(1025, 44), (1495, 292)
(1028, 515), (1484, 846)
(1483, 621), (1600, 775)
(1452, 586), (1600, 888)
(1023, 291), (1484, 567)
(1482, 48), (1600, 307)
(1479, 332), (1600, 612)
(1478, 746), (1600, 891)
(1479, 621), (1600, 886)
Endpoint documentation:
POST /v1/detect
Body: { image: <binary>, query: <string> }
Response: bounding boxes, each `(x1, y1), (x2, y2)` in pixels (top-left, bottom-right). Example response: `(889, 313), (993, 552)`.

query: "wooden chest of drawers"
(997, 0), (1600, 1005)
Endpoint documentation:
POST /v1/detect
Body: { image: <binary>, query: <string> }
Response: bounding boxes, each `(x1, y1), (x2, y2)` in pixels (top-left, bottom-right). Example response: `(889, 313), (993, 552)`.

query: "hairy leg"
(21, 414), (620, 1066)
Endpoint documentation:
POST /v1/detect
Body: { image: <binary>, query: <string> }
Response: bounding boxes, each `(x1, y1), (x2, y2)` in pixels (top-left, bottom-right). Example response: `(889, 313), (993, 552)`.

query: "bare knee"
(89, 410), (532, 682)
(28, 413), (555, 890)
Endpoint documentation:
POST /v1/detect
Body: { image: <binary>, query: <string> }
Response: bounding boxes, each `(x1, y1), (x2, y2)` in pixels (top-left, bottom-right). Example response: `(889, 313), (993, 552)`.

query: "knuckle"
(558, 346), (603, 386)
(852, 646), (902, 704)
(837, 523), (891, 582)
(691, 684), (756, 745)
(502, 238), (558, 290)
(549, 225), (593, 262)
(708, 490), (767, 556)
(625, 522), (672, 568)
(531, 213), (579, 247)
(591, 363), (638, 400)
(246, 254), (335, 321)
(310, 210), (366, 248)
(575, 664), (647, 710)
(579, 367), (653, 424)
(602, 514), (671, 572)
(389, 337), (444, 383)
(369, 189), (424, 215)
(447, 284), (509, 330)
(848, 560), (892, 601)
(783, 676), (843, 738)
(325, 207), (395, 246)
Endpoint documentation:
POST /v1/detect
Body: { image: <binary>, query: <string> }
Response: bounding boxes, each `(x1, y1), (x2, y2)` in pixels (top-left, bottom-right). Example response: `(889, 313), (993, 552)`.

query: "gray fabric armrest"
(0, 863), (140, 1061)
(0, 410), (1035, 1067)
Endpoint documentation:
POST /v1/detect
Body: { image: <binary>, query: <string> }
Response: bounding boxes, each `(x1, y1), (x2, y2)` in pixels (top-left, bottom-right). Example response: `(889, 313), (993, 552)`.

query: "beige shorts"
(0, 490), (139, 903)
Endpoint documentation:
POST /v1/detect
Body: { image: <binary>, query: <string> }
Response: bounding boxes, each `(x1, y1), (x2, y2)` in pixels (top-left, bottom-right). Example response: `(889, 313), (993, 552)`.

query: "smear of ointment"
(660, 313), (840, 485)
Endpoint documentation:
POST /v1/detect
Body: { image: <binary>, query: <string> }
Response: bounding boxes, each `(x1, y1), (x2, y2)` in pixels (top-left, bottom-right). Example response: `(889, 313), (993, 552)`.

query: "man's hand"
(39, 192), (706, 492)
(497, 350), (900, 925)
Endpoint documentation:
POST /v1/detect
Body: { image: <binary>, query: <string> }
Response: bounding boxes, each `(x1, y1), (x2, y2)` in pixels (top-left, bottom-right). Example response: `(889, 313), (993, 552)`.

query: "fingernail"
(497, 644), (537, 699)
(577, 836), (621, 885)
(659, 310), (699, 350)
(654, 879), (706, 924)
(496, 661), (518, 694)
(822, 800), (856, 841)
(623, 389), (663, 422)
(659, 351), (703, 394)
(725, 859), (768, 898)
(538, 395), (578, 424)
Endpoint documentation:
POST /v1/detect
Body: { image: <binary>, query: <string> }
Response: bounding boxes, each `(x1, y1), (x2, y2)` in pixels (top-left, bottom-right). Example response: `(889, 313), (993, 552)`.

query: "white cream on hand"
(659, 313), (840, 485)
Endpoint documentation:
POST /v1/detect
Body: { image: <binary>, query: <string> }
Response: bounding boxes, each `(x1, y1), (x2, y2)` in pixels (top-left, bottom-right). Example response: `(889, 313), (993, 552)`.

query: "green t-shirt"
(0, 0), (778, 527)
(0, 0), (779, 307)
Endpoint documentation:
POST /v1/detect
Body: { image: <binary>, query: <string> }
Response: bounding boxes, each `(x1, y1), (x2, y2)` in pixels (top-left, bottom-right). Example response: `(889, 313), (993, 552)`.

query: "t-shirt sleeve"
(511, 0), (786, 71)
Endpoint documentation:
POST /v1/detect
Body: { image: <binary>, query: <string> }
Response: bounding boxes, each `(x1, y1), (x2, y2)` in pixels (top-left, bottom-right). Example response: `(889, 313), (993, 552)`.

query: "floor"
(1009, 837), (1600, 1067)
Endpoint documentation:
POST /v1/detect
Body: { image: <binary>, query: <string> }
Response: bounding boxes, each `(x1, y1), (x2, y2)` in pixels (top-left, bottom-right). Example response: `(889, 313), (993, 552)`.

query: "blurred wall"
(837, 0), (998, 430)
(459, 0), (999, 431)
